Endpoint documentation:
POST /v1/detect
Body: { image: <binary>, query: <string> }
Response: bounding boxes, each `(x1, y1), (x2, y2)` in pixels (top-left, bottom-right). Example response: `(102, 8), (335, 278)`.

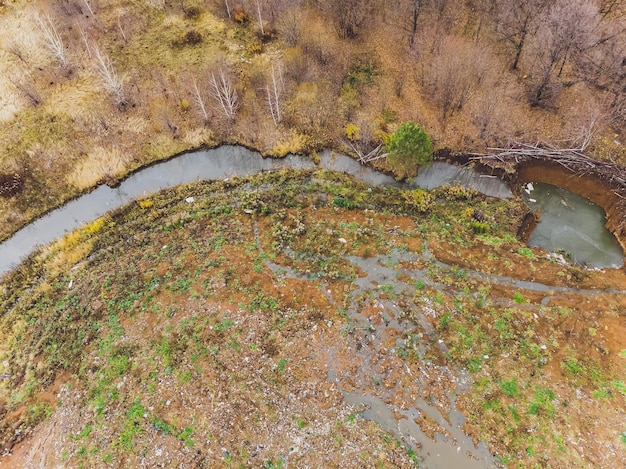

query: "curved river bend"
(0, 146), (513, 275)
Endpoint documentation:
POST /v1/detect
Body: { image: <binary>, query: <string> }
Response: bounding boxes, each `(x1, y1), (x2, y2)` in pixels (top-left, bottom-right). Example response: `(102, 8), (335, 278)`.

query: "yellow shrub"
(82, 217), (107, 235)
(268, 132), (309, 157)
(138, 199), (154, 209)
(401, 189), (433, 212)
(345, 123), (361, 141)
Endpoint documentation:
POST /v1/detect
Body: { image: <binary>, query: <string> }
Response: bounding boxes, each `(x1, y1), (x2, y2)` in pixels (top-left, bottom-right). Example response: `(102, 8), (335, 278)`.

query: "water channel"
(0, 146), (513, 275)
(0, 146), (622, 274)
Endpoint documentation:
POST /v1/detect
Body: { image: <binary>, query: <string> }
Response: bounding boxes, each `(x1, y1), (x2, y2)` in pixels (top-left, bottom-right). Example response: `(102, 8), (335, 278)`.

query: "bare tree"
(383, 0), (430, 49)
(81, 0), (95, 16)
(526, 0), (599, 106)
(574, 15), (626, 125)
(425, 36), (490, 121)
(493, 0), (549, 70)
(254, 0), (265, 35)
(465, 0), (499, 41)
(277, 7), (302, 45)
(264, 0), (301, 26)
(209, 68), (239, 120)
(192, 76), (210, 124)
(76, 22), (92, 58)
(7, 42), (29, 65)
(35, 12), (69, 68)
(10, 76), (43, 106)
(319, 0), (373, 39)
(93, 45), (127, 108)
(598, 0), (626, 19)
(549, 0), (598, 77)
(266, 61), (284, 125)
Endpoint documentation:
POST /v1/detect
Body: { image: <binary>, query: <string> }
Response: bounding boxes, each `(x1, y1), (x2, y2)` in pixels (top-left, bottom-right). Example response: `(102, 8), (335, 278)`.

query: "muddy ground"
(0, 170), (624, 468)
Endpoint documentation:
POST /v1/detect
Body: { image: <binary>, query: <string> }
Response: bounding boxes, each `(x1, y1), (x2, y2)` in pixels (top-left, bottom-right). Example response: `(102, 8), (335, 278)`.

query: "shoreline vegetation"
(1, 1), (626, 467)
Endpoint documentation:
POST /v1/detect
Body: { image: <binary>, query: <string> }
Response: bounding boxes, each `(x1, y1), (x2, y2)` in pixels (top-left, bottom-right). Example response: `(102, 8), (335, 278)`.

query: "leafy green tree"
(386, 121), (432, 179)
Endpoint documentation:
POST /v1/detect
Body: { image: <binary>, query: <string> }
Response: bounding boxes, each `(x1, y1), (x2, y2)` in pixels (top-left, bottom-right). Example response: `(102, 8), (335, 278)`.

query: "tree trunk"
(511, 17), (529, 70)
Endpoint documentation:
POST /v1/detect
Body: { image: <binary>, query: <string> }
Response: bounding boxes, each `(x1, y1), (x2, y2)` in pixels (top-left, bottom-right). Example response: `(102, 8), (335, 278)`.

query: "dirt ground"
(0, 172), (624, 468)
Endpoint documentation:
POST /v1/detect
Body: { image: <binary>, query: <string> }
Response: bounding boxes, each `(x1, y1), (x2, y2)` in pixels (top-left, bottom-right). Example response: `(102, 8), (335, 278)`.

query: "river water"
(0, 146), (621, 272)
(522, 182), (624, 269)
(0, 147), (512, 275)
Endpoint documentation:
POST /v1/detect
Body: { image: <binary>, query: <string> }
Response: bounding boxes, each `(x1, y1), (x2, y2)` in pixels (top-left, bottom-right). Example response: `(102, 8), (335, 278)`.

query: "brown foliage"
(424, 36), (492, 121)
(319, 0), (373, 39)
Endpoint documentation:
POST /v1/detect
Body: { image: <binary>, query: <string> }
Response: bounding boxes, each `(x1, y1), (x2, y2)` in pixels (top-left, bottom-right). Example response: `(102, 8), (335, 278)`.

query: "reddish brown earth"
(0, 171), (624, 468)
(513, 159), (626, 256)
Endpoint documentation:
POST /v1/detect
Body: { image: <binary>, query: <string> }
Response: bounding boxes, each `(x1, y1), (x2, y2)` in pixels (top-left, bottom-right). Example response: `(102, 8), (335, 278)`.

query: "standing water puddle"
(522, 182), (624, 269)
(328, 251), (497, 468)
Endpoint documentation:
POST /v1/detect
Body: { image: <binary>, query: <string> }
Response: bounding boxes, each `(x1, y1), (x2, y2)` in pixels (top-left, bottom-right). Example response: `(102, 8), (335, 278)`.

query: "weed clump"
(173, 29), (203, 47)
(184, 29), (203, 45)
(183, 6), (202, 19)
(437, 184), (478, 201)
(400, 189), (433, 213)
(471, 220), (490, 234)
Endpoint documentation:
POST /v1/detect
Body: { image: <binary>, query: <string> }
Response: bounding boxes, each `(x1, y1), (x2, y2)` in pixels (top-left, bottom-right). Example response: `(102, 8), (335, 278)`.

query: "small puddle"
(522, 182), (624, 269)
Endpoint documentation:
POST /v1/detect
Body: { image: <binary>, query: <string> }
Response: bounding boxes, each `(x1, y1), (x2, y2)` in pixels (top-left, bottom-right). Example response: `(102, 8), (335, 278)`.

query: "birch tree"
(36, 12), (69, 68)
(209, 68), (239, 120)
(266, 61), (284, 125)
(93, 45), (127, 109)
(192, 76), (210, 124)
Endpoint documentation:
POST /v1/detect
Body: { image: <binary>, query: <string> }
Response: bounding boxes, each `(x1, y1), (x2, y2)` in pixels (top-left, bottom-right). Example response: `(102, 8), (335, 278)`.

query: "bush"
(385, 122), (432, 179)
(183, 30), (203, 45)
(333, 196), (357, 209)
(0, 172), (22, 197)
(400, 189), (433, 213)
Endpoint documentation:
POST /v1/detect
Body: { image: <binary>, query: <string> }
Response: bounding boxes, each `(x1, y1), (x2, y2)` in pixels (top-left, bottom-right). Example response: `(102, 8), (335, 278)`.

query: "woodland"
(0, 1), (625, 225)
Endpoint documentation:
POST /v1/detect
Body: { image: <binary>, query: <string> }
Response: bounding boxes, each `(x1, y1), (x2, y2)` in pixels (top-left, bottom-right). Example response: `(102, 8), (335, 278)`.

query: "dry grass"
(67, 146), (133, 190)
(0, 7), (52, 122)
(41, 75), (100, 120)
(181, 126), (215, 147)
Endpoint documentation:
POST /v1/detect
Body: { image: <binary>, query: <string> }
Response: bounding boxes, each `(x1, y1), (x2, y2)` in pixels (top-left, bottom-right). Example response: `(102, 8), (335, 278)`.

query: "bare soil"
(0, 171), (624, 468)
